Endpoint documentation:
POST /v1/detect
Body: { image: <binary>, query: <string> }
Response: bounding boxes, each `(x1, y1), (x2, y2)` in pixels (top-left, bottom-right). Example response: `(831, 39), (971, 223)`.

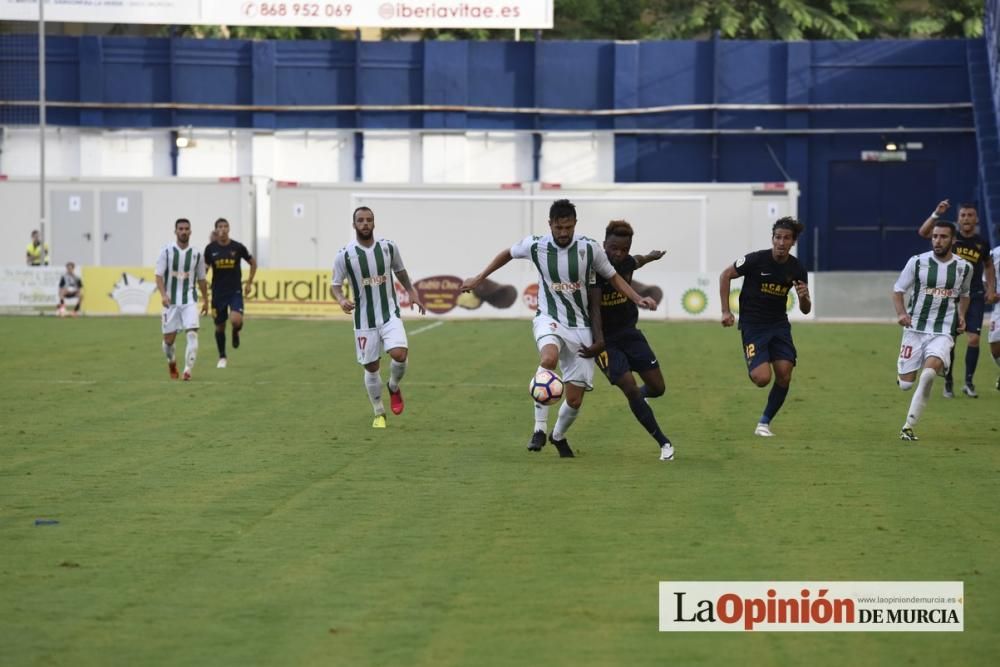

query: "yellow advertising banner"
(82, 266), (351, 319)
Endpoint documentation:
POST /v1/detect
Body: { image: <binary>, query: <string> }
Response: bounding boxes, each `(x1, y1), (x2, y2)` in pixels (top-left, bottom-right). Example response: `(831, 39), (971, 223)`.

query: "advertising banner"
(79, 266), (816, 322)
(0, 0), (553, 29)
(0, 266), (63, 312)
(82, 266), (350, 319)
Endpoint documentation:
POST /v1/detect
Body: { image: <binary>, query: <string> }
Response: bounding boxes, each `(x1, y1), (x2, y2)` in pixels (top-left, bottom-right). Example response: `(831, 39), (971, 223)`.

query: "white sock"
(552, 402), (580, 441)
(185, 331), (198, 370)
(533, 401), (549, 433)
(364, 370), (384, 415)
(388, 359), (407, 392)
(904, 367), (936, 428)
(163, 341), (175, 362)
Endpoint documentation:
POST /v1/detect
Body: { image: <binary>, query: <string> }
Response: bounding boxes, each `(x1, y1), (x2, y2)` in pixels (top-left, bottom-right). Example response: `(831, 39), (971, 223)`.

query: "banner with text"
(82, 266), (350, 319)
(0, 0), (553, 29)
(78, 266), (816, 322)
(0, 266), (62, 312)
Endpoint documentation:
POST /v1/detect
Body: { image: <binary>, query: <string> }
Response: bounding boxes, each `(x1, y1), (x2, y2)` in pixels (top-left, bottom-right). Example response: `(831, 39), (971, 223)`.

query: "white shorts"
(162, 303), (200, 334)
(532, 315), (595, 390)
(988, 314), (1000, 344)
(897, 330), (953, 376)
(355, 317), (408, 365)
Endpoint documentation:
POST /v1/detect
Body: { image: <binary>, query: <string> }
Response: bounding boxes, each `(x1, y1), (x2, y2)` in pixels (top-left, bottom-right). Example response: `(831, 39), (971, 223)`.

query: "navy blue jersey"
(733, 249), (807, 327)
(952, 232), (990, 296)
(596, 255), (638, 338)
(205, 240), (252, 296)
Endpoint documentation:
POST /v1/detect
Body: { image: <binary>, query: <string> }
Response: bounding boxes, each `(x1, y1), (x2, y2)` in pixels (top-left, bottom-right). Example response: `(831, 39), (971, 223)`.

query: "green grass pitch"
(1, 316), (997, 665)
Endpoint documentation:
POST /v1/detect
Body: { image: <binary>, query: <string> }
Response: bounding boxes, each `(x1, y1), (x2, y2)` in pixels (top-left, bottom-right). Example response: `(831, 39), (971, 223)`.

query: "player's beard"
(356, 229), (374, 241)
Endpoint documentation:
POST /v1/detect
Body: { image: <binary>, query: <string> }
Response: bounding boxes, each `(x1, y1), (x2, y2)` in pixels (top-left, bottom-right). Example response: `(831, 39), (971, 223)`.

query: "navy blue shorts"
(963, 295), (985, 335)
(595, 328), (659, 384)
(740, 323), (797, 373)
(212, 292), (244, 324)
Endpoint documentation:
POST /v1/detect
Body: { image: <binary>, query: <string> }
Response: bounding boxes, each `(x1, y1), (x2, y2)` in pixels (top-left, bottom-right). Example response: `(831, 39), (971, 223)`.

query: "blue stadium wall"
(0, 35), (988, 271)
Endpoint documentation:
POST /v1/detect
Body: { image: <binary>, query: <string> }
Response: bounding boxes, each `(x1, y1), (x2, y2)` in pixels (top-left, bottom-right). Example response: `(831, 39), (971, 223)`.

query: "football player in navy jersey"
(204, 218), (256, 368)
(720, 217), (811, 437)
(580, 220), (674, 461)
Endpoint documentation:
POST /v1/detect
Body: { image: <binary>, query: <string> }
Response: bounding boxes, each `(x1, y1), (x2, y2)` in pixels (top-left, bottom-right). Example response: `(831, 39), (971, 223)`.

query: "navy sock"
(965, 346), (980, 383)
(215, 330), (226, 357)
(945, 347), (955, 383)
(628, 396), (669, 446)
(760, 383), (789, 425)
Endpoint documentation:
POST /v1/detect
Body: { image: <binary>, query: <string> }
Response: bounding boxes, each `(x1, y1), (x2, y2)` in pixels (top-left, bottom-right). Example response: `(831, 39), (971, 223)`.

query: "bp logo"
(681, 288), (708, 315)
(728, 288), (740, 314)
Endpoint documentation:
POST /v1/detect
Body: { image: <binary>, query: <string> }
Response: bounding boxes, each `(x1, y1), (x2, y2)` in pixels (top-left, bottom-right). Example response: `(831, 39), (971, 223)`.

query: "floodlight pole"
(38, 0), (47, 260)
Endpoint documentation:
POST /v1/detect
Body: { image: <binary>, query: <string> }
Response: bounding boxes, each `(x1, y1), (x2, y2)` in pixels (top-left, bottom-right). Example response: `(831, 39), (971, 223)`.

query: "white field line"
(408, 320), (445, 336)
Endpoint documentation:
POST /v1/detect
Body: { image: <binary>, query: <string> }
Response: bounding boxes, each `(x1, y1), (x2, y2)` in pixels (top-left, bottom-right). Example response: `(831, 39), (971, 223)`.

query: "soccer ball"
(530, 369), (564, 406)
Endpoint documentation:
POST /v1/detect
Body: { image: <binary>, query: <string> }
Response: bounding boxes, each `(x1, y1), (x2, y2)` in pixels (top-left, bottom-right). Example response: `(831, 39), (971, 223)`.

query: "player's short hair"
(772, 216), (805, 240)
(214, 217), (229, 229)
(353, 206), (374, 222)
(958, 202), (977, 211)
(549, 199), (577, 221)
(605, 220), (634, 239)
(933, 220), (957, 236)
(175, 218), (191, 229)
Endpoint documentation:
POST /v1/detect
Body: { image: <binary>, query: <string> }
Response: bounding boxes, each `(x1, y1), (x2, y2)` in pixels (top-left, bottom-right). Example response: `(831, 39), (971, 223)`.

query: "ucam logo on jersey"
(659, 582), (963, 632)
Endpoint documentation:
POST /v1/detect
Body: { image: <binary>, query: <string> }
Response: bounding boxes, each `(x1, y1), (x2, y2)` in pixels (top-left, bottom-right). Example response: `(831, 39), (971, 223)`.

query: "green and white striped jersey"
(155, 244), (206, 306)
(511, 234), (615, 329)
(894, 251), (973, 335)
(332, 238), (406, 330)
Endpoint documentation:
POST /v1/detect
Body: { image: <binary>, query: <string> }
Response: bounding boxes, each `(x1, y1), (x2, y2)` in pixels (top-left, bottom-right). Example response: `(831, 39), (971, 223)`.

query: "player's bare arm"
(394, 269), (426, 315)
(957, 295), (970, 333)
(918, 200), (950, 239)
(719, 264), (739, 327)
(984, 253), (997, 303)
(244, 256), (257, 297)
(155, 274), (171, 307)
(579, 285), (605, 359)
(794, 280), (812, 315)
(331, 284), (354, 313)
(891, 291), (911, 327)
(633, 249), (666, 269)
(199, 279), (209, 316)
(461, 249), (513, 292)
(609, 273), (656, 310)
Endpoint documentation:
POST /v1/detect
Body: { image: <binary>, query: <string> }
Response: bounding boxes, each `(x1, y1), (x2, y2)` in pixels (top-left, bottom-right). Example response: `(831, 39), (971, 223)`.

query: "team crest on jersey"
(549, 322), (558, 331)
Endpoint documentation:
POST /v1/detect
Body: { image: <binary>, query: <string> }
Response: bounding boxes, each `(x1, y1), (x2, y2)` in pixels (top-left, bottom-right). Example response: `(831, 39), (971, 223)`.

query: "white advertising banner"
(0, 0), (554, 28)
(0, 266), (62, 311)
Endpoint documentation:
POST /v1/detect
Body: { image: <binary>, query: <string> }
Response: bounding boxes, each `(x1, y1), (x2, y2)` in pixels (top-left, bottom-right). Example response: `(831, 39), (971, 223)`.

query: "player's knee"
(566, 394), (583, 409)
(645, 382), (665, 398)
(750, 372), (770, 388)
(539, 351), (559, 368)
(619, 383), (643, 401)
(389, 348), (408, 362)
(967, 334), (980, 347)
